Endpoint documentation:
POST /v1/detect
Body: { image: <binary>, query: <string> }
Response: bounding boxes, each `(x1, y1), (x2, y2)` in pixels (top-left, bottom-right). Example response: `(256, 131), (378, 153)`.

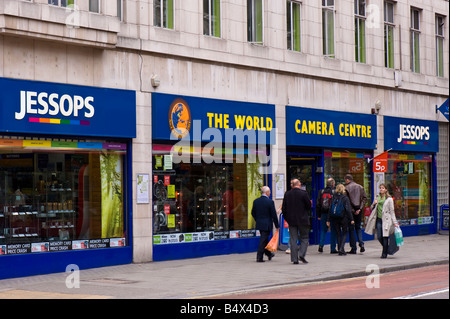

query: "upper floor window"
(154, 0), (174, 29)
(410, 7), (421, 73)
(203, 0), (221, 37)
(48, 0), (74, 7)
(247, 0), (263, 44)
(287, 1), (301, 52)
(117, 0), (123, 21)
(436, 15), (445, 77)
(322, 0), (335, 58)
(89, 0), (99, 13)
(355, 0), (366, 63)
(384, 1), (395, 68)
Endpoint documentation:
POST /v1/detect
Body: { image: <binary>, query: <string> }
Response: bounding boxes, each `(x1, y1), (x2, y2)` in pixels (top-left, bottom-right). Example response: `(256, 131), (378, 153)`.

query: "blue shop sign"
(286, 106), (377, 149)
(152, 93), (276, 144)
(384, 116), (439, 153)
(0, 77), (136, 138)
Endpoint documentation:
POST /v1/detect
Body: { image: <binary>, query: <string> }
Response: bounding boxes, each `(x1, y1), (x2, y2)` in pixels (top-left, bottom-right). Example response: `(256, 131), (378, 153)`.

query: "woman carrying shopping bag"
(365, 184), (399, 258)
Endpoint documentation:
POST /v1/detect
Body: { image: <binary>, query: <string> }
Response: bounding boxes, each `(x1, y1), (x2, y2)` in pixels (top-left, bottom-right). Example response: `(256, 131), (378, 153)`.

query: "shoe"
(268, 253), (275, 261)
(330, 251), (338, 254)
(286, 249), (291, 254)
(257, 259), (265, 262)
(360, 247), (365, 253)
(299, 257), (308, 264)
(293, 261), (299, 264)
(380, 254), (387, 259)
(318, 246), (323, 253)
(338, 251), (347, 256)
(347, 249), (357, 254)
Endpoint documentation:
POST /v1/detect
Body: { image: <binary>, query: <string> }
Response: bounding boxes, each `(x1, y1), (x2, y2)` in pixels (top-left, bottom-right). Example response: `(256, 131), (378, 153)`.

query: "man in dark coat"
(282, 179), (312, 264)
(251, 186), (280, 262)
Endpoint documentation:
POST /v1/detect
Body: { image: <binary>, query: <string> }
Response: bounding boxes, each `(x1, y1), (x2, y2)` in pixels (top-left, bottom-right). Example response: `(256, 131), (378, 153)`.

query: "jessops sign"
(384, 116), (439, 153)
(0, 77), (136, 138)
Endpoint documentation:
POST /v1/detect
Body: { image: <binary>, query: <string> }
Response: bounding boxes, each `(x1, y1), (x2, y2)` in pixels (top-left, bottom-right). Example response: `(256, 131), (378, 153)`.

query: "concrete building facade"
(0, 0), (448, 277)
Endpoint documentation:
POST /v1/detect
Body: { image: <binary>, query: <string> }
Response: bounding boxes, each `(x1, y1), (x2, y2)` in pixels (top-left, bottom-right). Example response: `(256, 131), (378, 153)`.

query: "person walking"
(281, 179), (311, 264)
(316, 178), (338, 253)
(365, 184), (399, 258)
(327, 184), (355, 255)
(344, 174), (367, 254)
(251, 186), (280, 262)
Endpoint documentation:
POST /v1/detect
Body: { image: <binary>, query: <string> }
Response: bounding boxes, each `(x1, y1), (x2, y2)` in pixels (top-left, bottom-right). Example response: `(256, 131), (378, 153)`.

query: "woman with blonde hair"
(365, 184), (399, 258)
(327, 184), (354, 255)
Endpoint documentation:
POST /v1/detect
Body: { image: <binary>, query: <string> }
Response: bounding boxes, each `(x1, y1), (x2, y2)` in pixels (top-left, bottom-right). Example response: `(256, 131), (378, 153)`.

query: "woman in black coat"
(327, 184), (354, 255)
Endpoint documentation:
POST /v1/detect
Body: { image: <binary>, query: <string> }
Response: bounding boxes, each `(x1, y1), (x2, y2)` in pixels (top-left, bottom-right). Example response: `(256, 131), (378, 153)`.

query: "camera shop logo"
(169, 98), (192, 139)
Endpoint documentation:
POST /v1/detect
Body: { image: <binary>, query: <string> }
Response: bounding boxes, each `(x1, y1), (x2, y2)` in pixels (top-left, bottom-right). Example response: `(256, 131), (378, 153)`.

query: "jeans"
(288, 225), (309, 262)
(349, 211), (364, 251)
(319, 213), (337, 251)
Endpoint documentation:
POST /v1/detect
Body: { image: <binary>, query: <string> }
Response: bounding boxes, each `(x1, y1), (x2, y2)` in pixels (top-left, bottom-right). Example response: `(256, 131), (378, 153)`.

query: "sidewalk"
(0, 234), (448, 299)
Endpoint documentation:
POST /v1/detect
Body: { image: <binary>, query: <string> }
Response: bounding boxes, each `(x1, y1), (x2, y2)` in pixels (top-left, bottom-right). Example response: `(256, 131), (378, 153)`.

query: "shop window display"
(324, 150), (373, 214)
(152, 145), (269, 242)
(0, 138), (127, 253)
(385, 153), (432, 224)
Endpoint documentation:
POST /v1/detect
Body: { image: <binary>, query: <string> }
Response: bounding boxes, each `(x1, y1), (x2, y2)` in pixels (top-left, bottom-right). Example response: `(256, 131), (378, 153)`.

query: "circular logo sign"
(168, 99), (191, 139)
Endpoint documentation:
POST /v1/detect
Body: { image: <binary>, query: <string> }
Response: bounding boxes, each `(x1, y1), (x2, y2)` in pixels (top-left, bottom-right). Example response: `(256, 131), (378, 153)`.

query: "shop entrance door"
(287, 156), (322, 245)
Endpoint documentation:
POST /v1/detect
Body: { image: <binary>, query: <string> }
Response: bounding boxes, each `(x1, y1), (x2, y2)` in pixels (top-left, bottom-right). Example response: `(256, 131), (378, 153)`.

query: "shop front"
(285, 106), (377, 244)
(0, 77), (136, 279)
(382, 116), (439, 236)
(151, 93), (276, 261)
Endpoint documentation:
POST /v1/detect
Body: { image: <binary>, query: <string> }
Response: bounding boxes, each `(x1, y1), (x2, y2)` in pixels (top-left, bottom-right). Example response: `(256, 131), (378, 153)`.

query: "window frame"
(203, 0), (221, 38)
(322, 0), (335, 58)
(287, 0), (302, 52)
(247, 0), (264, 45)
(154, 0), (175, 30)
(89, 0), (100, 13)
(410, 7), (421, 73)
(435, 14), (445, 77)
(384, 1), (395, 69)
(48, 0), (75, 8)
(354, 0), (366, 63)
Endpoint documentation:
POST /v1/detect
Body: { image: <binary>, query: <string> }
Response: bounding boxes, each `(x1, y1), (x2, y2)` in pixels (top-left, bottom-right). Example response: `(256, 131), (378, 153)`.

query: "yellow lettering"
(356, 125), (361, 137)
(295, 120), (301, 133)
(235, 115), (245, 129)
(308, 121), (316, 134)
(322, 122), (328, 135)
(214, 113), (223, 128)
(266, 118), (273, 132)
(207, 113), (214, 128)
(339, 123), (344, 136)
(223, 114), (229, 129)
(246, 116), (253, 130)
(254, 117), (260, 130)
(300, 120), (306, 133)
(349, 124), (355, 137)
(362, 125), (367, 137)
(329, 123), (335, 135)
(367, 126), (371, 138)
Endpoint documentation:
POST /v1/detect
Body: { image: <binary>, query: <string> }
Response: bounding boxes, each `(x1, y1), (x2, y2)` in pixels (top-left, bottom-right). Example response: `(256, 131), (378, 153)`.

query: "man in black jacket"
(251, 186), (280, 262)
(282, 179), (312, 264)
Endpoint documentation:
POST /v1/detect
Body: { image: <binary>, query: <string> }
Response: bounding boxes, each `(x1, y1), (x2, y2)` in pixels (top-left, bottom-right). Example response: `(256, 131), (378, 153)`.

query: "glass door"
(287, 156), (321, 244)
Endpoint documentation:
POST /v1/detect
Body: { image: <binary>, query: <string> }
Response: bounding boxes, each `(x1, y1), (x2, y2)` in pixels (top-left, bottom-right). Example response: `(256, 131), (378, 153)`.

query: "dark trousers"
(256, 230), (272, 261)
(349, 210), (364, 250)
(376, 218), (389, 256)
(332, 217), (349, 253)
